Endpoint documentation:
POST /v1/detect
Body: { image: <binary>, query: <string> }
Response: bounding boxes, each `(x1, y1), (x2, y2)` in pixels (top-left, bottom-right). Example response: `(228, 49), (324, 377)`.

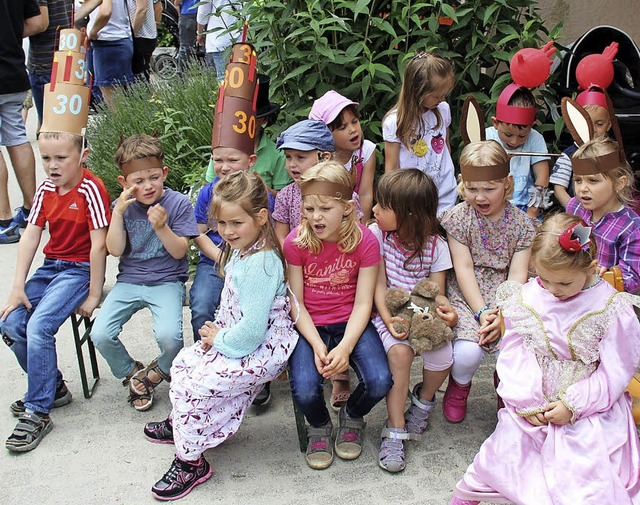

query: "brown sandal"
(122, 360), (145, 387)
(128, 359), (170, 412)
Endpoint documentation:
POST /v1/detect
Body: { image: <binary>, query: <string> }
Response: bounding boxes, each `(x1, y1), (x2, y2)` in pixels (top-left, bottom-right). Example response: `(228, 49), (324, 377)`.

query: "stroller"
(552, 25), (640, 173)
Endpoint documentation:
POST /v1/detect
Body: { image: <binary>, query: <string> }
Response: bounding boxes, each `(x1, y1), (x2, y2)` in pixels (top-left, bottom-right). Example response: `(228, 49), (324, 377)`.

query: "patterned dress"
(169, 250), (298, 460)
(455, 279), (640, 504)
(440, 201), (536, 348)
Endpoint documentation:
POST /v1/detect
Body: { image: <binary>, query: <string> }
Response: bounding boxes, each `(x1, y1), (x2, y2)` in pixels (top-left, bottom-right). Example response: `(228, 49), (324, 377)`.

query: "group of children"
(2, 39), (640, 504)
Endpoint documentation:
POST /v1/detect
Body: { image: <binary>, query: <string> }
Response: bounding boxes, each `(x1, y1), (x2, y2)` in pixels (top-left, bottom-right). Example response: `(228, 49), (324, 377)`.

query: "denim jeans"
(177, 13), (197, 71)
(289, 322), (393, 427)
(90, 281), (185, 378)
(0, 259), (90, 414)
(188, 261), (224, 341)
(205, 51), (226, 81)
(28, 72), (51, 126)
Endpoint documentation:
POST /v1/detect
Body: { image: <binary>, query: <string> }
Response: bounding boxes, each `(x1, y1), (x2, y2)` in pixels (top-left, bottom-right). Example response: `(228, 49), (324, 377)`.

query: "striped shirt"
(28, 0), (73, 75)
(29, 168), (111, 262)
(567, 197), (640, 293)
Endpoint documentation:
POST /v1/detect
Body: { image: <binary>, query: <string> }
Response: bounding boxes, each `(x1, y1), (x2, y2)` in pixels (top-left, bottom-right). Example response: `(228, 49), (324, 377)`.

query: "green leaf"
(483, 4), (500, 25)
(440, 4), (458, 21)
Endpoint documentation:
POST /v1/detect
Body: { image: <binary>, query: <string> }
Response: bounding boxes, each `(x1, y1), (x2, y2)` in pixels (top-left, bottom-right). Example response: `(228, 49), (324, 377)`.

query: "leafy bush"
(229, 0), (564, 159)
(87, 65), (217, 198)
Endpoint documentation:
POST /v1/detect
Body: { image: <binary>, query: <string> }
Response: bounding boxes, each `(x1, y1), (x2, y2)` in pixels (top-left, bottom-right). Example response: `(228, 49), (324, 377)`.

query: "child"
(382, 52), (457, 215)
(144, 171), (298, 500)
(285, 161), (393, 470)
(440, 140), (536, 424)
(1, 131), (111, 452)
(486, 85), (550, 219)
(551, 88), (612, 207)
(272, 119), (334, 245)
(450, 213), (640, 505)
(371, 169), (457, 473)
(91, 134), (199, 412)
(566, 137), (640, 293)
(310, 90), (376, 220)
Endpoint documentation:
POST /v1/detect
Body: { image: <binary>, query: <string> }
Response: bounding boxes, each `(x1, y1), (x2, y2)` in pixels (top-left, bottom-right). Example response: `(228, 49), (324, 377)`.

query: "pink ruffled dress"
(455, 278), (640, 504)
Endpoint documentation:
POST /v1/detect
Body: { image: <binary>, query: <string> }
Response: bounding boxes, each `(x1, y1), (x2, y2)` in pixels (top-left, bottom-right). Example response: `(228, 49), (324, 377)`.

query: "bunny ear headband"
(561, 94), (626, 175)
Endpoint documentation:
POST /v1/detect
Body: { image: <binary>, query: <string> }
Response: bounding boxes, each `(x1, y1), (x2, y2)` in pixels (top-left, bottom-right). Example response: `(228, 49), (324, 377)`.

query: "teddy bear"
(384, 278), (454, 354)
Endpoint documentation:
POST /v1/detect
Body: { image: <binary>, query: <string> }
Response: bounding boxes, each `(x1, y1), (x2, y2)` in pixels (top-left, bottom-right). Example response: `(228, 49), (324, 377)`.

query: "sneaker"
(0, 221), (19, 244)
(404, 382), (435, 436)
(151, 455), (212, 501)
(10, 381), (72, 417)
(13, 207), (29, 228)
(305, 421), (334, 470)
(335, 406), (365, 460)
(252, 382), (271, 407)
(6, 411), (53, 452)
(144, 418), (174, 444)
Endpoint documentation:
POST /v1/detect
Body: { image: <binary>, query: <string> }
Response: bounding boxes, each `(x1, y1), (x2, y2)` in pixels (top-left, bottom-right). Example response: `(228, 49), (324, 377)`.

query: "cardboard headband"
(300, 181), (352, 200)
(561, 95), (625, 175)
(495, 83), (537, 126)
(120, 156), (164, 178)
(211, 42), (259, 155)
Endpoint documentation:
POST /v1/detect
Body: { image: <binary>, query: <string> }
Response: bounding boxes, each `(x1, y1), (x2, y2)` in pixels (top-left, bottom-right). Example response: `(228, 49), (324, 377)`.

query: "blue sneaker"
(0, 222), (19, 244)
(13, 207), (29, 228)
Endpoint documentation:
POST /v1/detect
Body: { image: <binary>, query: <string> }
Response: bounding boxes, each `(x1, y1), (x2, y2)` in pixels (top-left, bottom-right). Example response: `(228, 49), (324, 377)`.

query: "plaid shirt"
(567, 197), (640, 293)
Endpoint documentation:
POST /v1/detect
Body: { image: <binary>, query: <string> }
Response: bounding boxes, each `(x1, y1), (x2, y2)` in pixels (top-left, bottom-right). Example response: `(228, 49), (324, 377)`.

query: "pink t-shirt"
(284, 223), (380, 325)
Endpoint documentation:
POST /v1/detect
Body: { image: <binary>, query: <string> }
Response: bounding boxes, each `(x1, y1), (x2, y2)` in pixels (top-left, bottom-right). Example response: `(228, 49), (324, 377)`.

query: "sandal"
(122, 360), (145, 387)
(404, 382), (435, 437)
(330, 372), (351, 412)
(6, 412), (53, 452)
(128, 359), (170, 412)
(379, 424), (411, 473)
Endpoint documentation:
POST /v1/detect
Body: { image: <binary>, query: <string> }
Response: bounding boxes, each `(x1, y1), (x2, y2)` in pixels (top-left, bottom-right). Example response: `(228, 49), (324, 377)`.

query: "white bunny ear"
(460, 96), (485, 144)
(561, 97), (594, 146)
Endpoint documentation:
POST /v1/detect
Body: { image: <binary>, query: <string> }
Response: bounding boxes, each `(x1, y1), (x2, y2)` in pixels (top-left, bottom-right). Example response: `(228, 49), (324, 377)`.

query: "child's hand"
(543, 401), (572, 425)
(321, 345), (350, 378)
(596, 265), (607, 277)
(147, 204), (168, 230)
(0, 289), (31, 321)
(436, 305), (458, 328)
(312, 343), (330, 375)
(384, 316), (408, 340)
(526, 207), (540, 219)
(478, 309), (501, 346)
(113, 185), (138, 215)
(76, 294), (101, 318)
(524, 412), (548, 426)
(198, 321), (220, 351)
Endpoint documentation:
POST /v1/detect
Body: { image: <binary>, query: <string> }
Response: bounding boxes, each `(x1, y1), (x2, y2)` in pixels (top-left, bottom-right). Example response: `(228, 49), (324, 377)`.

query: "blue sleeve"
(194, 182), (214, 225)
(526, 130), (549, 165)
(170, 193), (200, 238)
(213, 251), (285, 358)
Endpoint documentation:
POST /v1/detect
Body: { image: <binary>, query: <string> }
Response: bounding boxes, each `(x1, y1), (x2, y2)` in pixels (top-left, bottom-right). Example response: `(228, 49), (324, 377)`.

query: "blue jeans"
(289, 322), (393, 427)
(28, 72), (51, 126)
(91, 281), (185, 378)
(90, 38), (134, 87)
(0, 259), (90, 414)
(205, 51), (226, 80)
(189, 261), (224, 341)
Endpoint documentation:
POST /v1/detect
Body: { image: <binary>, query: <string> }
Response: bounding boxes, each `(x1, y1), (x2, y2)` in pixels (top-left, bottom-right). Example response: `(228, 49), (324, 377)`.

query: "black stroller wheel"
(153, 53), (178, 80)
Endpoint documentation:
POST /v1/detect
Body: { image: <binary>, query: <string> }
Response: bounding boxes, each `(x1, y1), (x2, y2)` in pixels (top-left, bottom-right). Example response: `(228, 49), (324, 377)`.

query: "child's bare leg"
(386, 344), (414, 428)
(419, 367), (450, 402)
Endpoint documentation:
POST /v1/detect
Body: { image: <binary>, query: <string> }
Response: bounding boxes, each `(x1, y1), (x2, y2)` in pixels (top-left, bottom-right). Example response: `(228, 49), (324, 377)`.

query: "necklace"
(239, 237), (266, 259)
(475, 205), (511, 252)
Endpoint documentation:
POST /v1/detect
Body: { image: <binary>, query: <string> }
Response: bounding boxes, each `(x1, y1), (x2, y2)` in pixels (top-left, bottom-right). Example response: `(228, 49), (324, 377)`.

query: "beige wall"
(537, 0), (639, 45)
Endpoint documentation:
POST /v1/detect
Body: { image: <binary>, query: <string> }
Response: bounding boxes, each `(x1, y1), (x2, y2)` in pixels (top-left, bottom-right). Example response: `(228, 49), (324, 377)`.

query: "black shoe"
(144, 418), (174, 444)
(151, 456), (212, 500)
(252, 382), (271, 407)
(10, 381), (72, 417)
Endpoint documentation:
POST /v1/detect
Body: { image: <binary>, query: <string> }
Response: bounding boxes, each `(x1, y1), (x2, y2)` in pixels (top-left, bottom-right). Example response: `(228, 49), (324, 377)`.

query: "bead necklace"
(238, 237), (266, 259)
(475, 205), (511, 252)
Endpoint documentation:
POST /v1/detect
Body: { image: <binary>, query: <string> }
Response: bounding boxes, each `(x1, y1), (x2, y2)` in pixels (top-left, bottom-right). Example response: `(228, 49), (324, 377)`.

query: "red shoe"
(442, 375), (471, 423)
(494, 370), (505, 411)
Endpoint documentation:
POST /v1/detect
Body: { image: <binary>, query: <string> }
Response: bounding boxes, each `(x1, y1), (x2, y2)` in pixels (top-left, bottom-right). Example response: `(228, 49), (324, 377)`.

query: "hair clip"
(412, 52), (428, 60)
(558, 223), (592, 253)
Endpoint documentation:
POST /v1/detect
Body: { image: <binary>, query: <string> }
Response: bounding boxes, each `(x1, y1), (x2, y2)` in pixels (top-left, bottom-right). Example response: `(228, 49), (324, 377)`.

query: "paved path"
(0, 114), (501, 505)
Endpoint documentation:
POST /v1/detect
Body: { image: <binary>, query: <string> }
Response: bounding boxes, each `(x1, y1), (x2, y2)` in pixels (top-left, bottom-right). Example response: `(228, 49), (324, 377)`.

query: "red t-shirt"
(284, 223), (380, 325)
(29, 169), (111, 262)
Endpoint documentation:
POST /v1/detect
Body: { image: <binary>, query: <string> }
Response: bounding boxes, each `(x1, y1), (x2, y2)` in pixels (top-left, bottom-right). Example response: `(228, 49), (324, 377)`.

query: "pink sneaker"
(442, 375), (471, 423)
(449, 497), (480, 505)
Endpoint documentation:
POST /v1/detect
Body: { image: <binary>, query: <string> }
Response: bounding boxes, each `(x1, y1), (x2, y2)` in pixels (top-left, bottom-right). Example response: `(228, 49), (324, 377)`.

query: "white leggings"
(450, 339), (488, 385)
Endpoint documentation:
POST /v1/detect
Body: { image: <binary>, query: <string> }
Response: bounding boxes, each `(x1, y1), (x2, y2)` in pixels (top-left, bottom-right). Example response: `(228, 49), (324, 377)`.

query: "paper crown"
(40, 28), (90, 137)
(495, 41), (556, 126)
(211, 43), (259, 155)
(575, 42), (619, 109)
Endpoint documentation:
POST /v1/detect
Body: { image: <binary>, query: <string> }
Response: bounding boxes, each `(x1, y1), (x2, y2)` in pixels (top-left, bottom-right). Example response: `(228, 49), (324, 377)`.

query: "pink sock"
(449, 497), (480, 505)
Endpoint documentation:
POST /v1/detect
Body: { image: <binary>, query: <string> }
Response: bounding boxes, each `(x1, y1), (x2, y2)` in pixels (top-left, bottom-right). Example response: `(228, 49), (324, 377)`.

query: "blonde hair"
(38, 131), (84, 151)
(294, 160), (361, 255)
(532, 213), (598, 272)
(387, 52), (455, 149)
(573, 137), (635, 207)
(457, 141), (513, 200)
(210, 171), (284, 276)
(583, 103), (611, 122)
(115, 134), (163, 168)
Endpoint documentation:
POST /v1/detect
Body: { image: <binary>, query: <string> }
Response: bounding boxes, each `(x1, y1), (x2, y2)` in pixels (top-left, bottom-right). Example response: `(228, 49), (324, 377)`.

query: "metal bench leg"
(70, 314), (100, 399)
(287, 369), (308, 452)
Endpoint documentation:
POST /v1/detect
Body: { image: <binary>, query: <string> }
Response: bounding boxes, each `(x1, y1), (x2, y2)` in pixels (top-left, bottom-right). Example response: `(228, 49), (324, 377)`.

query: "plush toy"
(384, 278), (454, 354)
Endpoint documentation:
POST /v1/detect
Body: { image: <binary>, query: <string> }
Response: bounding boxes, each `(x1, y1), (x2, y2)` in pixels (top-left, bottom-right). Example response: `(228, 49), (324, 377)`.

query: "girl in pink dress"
(450, 212), (640, 505)
(143, 172), (298, 501)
